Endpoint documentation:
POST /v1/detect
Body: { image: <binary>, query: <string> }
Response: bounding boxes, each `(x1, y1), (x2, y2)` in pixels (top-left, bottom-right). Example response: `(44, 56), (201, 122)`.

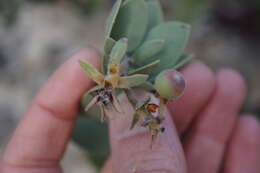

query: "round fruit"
(154, 69), (186, 99)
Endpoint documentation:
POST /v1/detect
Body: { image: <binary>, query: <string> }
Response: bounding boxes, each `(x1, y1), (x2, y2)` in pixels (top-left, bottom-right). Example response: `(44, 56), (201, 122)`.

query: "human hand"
(1, 48), (259, 173)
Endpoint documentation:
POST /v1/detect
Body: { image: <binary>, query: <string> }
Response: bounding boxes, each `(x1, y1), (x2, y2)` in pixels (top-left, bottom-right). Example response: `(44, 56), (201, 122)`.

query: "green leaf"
(104, 37), (116, 55)
(145, 0), (164, 31)
(102, 54), (110, 74)
(143, 21), (191, 78)
(79, 60), (104, 84)
(130, 110), (144, 129)
(158, 98), (166, 120)
(84, 95), (99, 112)
(105, 0), (122, 38)
(81, 85), (104, 113)
(173, 53), (194, 69)
(84, 85), (103, 100)
(132, 40), (164, 65)
(135, 81), (155, 91)
(128, 60), (160, 75)
(109, 38), (128, 63)
(111, 92), (123, 113)
(111, 0), (148, 52)
(72, 118), (109, 168)
(130, 96), (151, 129)
(80, 85), (103, 118)
(118, 74), (148, 88)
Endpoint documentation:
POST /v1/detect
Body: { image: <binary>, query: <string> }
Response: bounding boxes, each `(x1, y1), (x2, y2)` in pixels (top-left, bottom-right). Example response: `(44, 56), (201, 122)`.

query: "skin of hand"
(0, 48), (259, 173)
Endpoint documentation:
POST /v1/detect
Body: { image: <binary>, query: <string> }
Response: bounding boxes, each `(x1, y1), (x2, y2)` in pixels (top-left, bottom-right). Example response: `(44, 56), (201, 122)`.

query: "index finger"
(2, 48), (100, 171)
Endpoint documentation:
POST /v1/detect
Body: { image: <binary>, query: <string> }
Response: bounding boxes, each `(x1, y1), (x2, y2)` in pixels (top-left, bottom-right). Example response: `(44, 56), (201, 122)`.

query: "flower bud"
(154, 69), (186, 99)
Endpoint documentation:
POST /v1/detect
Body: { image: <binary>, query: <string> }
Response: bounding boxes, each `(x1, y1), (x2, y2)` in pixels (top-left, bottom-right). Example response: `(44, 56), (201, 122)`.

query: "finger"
(183, 69), (246, 173)
(224, 115), (260, 173)
(2, 48), (100, 172)
(167, 61), (215, 134)
(109, 92), (187, 173)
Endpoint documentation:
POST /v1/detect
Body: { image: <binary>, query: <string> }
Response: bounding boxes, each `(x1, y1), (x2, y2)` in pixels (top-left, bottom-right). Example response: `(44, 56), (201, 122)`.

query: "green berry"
(154, 69), (185, 99)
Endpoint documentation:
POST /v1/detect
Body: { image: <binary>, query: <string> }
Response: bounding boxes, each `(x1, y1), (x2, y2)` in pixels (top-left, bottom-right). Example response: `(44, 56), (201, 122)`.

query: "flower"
(130, 95), (166, 147)
(79, 38), (148, 121)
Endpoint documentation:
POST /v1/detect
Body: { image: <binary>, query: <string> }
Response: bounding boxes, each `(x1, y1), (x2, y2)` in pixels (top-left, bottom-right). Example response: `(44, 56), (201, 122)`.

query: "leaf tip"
(78, 59), (85, 67)
(120, 37), (128, 43)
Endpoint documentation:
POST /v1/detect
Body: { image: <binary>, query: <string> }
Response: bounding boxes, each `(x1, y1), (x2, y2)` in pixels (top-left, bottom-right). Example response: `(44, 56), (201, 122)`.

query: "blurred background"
(0, 0), (259, 172)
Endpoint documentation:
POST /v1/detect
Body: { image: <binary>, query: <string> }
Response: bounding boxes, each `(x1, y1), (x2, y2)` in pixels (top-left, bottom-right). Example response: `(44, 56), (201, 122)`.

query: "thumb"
(107, 92), (187, 173)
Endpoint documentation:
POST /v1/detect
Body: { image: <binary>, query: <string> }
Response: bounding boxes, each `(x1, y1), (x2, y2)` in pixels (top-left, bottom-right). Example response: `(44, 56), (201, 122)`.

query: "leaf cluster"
(103, 0), (192, 81)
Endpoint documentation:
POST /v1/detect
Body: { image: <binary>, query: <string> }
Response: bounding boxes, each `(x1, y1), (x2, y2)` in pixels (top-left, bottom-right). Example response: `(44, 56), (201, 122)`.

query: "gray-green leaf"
(109, 38), (128, 63)
(146, 0), (164, 31)
(130, 110), (144, 129)
(111, 0), (148, 52)
(132, 39), (164, 65)
(79, 60), (104, 84)
(84, 85), (104, 99)
(128, 60), (160, 75)
(143, 21), (191, 78)
(105, 0), (122, 38)
(135, 81), (155, 91)
(103, 38), (116, 73)
(173, 53), (194, 69)
(104, 37), (116, 55)
(118, 74), (148, 88)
